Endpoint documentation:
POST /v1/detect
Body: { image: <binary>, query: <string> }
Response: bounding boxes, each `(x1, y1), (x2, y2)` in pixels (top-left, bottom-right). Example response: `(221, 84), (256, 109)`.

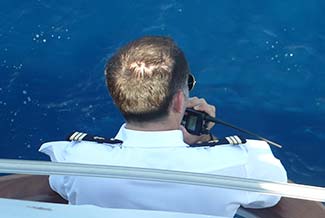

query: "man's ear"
(172, 90), (185, 113)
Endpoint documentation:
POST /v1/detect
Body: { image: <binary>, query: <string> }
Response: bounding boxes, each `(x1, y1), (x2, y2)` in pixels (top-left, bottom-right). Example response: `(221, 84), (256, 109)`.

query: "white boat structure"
(0, 159), (324, 218)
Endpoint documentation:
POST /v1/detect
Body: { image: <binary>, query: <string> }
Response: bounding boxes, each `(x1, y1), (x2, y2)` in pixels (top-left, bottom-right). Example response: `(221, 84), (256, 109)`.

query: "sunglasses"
(188, 73), (196, 91)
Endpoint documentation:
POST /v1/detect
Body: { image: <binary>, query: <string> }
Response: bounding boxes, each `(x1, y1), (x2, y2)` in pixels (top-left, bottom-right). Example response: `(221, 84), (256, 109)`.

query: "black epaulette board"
(66, 131), (246, 148)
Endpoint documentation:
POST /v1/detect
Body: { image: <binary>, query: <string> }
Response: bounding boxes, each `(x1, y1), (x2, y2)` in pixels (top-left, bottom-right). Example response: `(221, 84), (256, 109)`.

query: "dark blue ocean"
(0, 1), (324, 186)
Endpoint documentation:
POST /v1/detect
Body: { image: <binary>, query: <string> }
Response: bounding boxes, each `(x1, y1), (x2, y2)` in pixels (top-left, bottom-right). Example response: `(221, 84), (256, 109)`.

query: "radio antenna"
(204, 114), (282, 148)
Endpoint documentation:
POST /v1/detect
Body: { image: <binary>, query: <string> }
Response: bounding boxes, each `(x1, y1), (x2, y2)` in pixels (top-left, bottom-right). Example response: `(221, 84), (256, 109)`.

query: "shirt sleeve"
(39, 140), (115, 203)
(241, 140), (287, 208)
(39, 141), (72, 200)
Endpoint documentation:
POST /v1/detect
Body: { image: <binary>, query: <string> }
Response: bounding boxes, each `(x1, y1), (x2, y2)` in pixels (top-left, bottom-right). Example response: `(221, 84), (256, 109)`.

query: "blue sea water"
(0, 1), (324, 186)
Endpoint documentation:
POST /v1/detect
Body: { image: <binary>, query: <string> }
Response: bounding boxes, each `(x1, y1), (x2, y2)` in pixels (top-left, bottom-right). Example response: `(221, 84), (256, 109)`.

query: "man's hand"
(180, 97), (216, 145)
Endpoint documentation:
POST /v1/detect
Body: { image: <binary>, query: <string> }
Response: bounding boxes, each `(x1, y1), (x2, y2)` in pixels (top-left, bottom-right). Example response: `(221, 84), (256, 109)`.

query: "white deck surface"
(0, 198), (225, 218)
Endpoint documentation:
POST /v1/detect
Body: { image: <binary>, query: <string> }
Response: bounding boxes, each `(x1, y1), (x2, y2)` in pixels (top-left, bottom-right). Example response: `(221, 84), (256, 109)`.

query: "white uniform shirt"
(39, 124), (287, 218)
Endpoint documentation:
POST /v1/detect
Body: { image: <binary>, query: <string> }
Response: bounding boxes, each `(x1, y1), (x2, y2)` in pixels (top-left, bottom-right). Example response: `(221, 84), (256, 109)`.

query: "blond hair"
(105, 36), (189, 122)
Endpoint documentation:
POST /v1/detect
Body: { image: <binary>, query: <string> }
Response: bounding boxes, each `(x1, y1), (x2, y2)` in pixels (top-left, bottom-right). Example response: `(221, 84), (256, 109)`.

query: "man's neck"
(125, 118), (180, 132)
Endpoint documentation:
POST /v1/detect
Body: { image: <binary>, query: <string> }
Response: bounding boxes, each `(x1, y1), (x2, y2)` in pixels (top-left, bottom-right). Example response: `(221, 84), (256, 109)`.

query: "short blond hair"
(105, 36), (189, 122)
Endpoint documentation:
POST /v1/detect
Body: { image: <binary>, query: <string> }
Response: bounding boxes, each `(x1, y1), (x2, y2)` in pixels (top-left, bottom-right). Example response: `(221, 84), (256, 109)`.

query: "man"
(40, 36), (287, 217)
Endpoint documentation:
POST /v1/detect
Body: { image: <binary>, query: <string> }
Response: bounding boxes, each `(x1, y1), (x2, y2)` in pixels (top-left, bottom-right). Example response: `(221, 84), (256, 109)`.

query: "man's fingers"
(187, 97), (216, 118)
(180, 125), (215, 144)
(186, 97), (199, 108)
(194, 104), (215, 117)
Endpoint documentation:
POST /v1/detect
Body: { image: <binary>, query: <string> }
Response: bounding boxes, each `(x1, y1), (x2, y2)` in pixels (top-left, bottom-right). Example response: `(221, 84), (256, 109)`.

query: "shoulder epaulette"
(190, 135), (247, 147)
(66, 131), (123, 144)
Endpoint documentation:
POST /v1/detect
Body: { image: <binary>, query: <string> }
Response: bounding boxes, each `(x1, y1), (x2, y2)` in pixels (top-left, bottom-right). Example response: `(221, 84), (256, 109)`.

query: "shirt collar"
(115, 124), (188, 148)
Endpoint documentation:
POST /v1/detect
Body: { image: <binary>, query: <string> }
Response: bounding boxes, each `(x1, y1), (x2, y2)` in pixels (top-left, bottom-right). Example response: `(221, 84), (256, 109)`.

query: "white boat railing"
(0, 158), (324, 202)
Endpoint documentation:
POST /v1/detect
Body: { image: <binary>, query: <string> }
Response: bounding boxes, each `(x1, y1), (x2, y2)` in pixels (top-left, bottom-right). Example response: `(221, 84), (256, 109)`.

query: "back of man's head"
(105, 36), (190, 123)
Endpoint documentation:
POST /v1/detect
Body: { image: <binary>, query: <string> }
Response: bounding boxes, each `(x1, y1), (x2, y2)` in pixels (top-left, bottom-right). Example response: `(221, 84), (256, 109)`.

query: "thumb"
(179, 125), (200, 145)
